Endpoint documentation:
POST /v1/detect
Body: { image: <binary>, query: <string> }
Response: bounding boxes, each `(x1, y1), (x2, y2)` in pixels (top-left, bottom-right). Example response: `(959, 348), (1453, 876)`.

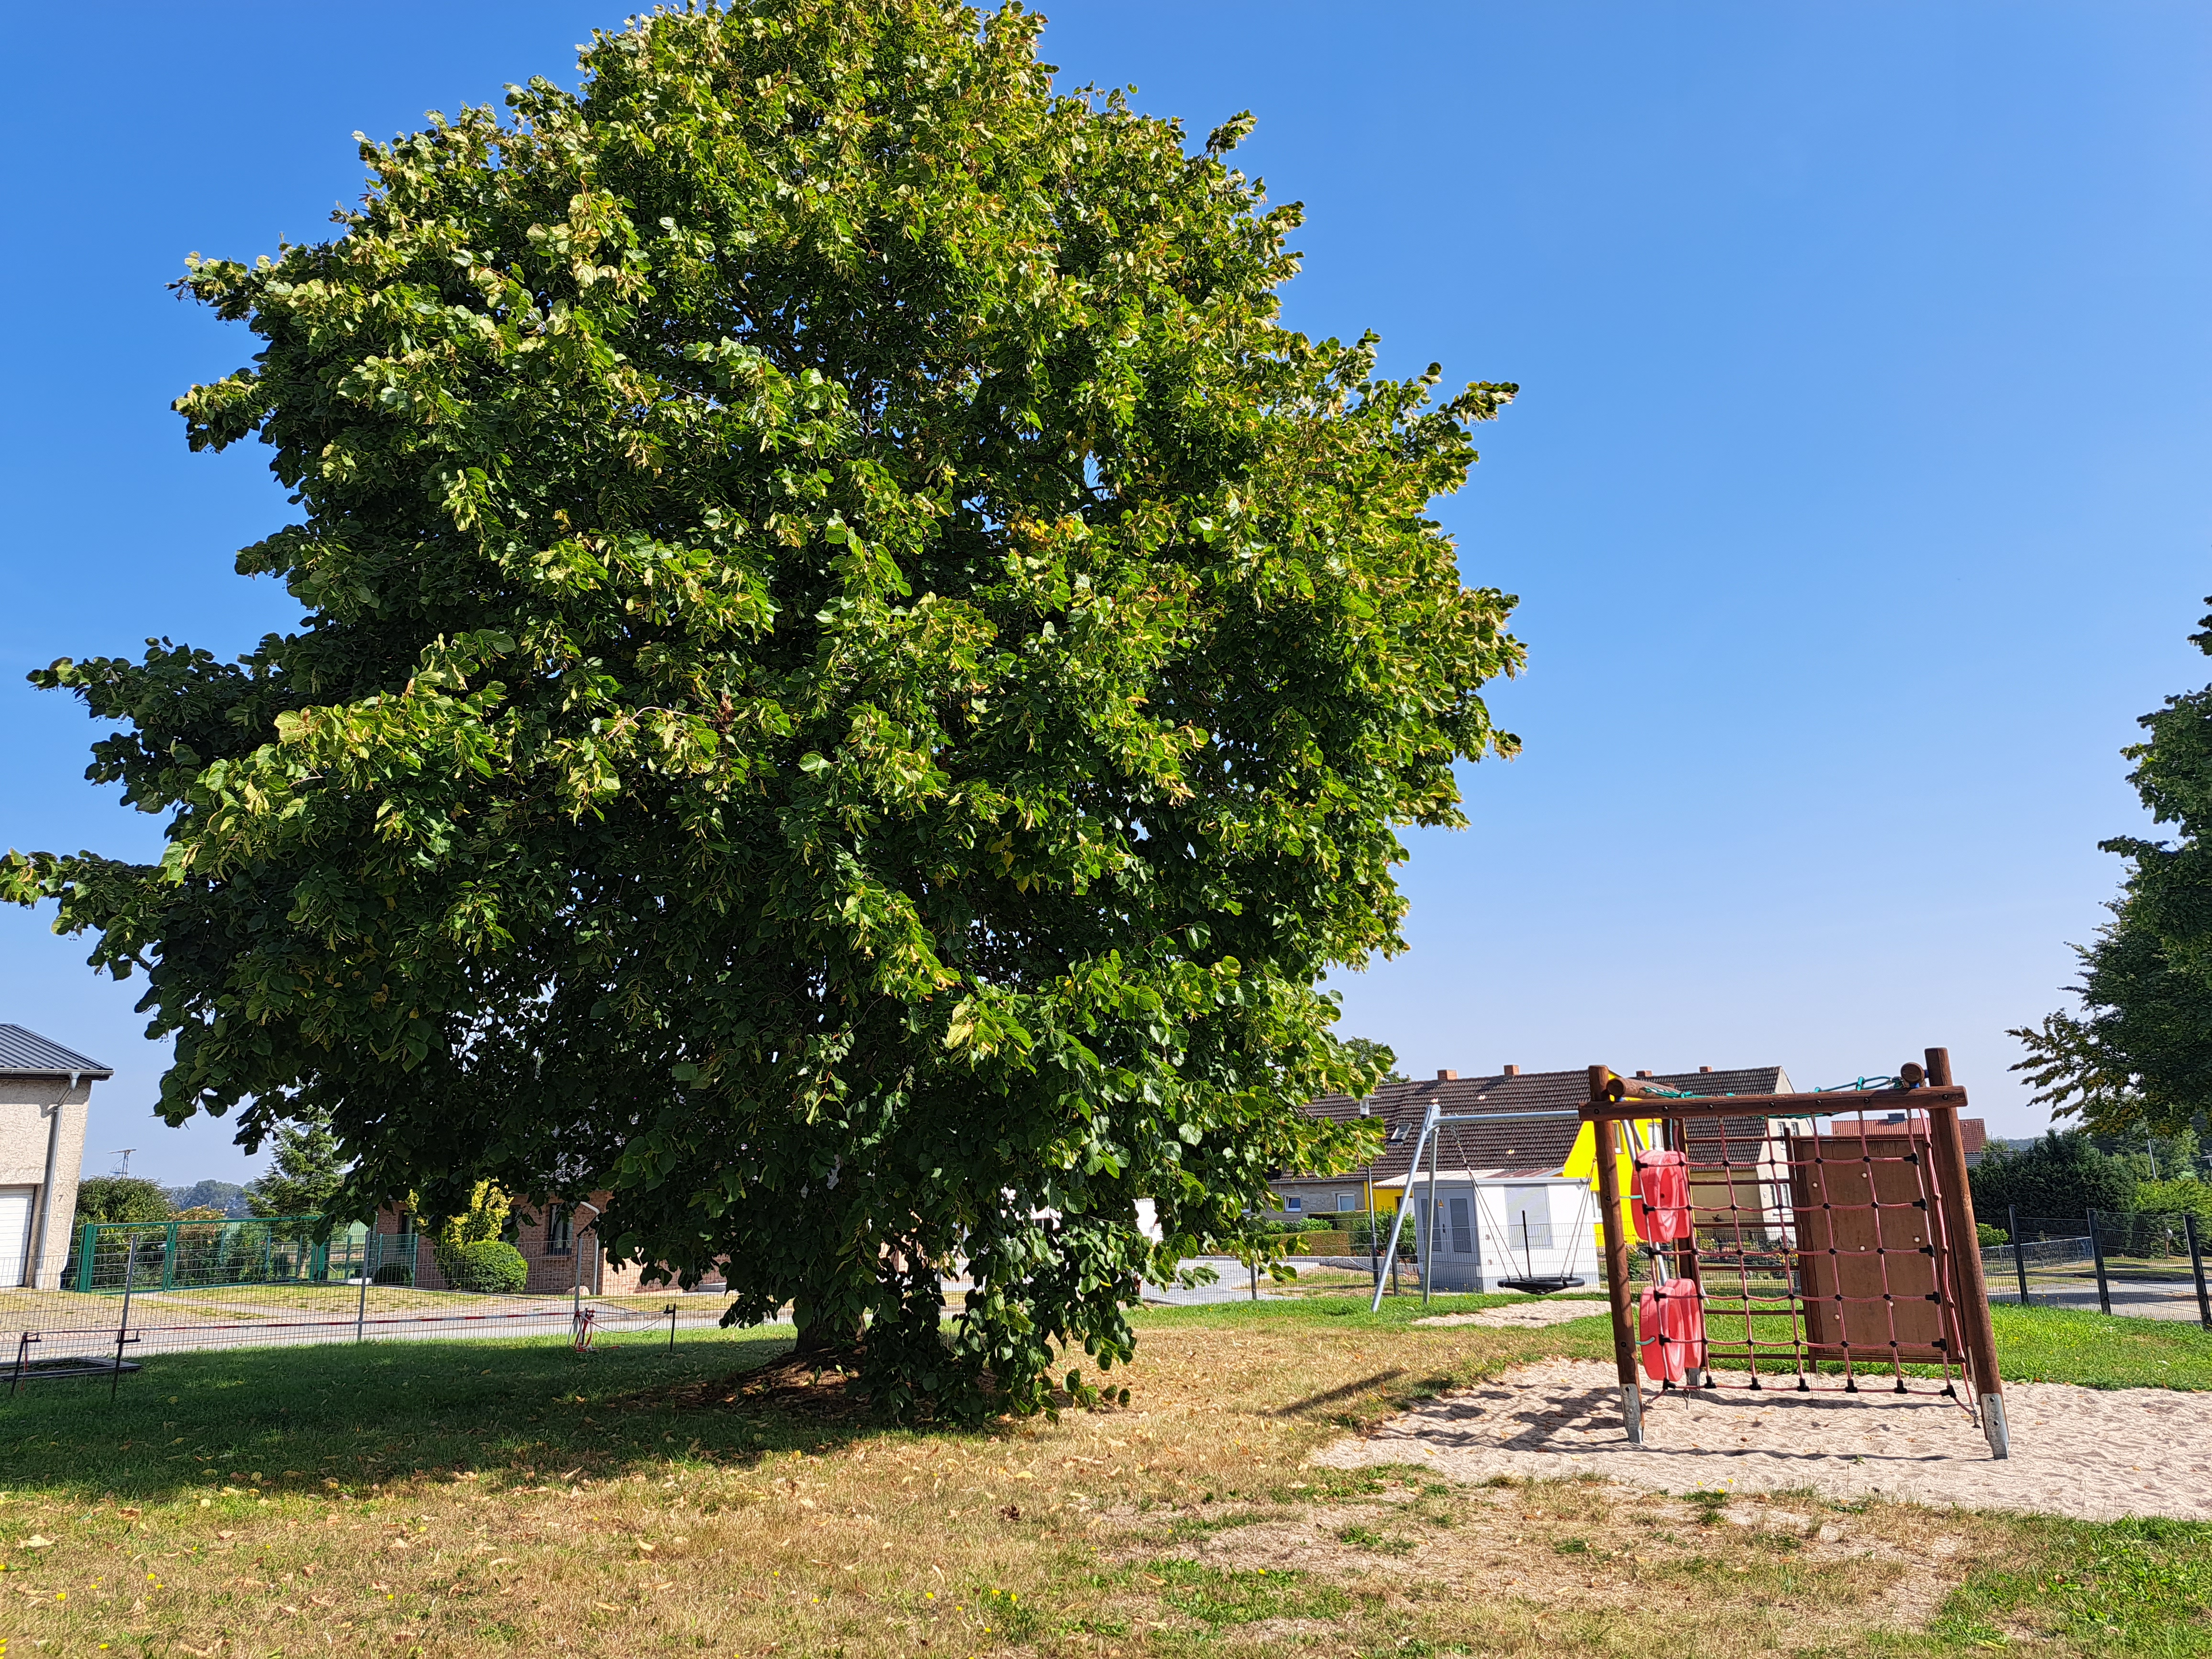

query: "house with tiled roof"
(0, 1025), (111, 1288)
(1268, 1062), (1794, 1221)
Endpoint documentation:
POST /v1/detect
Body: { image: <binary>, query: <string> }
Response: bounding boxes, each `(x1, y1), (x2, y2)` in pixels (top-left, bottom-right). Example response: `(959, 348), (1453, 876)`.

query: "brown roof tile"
(1295, 1064), (1792, 1184)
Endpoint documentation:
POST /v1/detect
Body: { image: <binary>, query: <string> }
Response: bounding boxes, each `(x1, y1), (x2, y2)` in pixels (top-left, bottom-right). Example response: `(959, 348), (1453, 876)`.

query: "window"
(545, 1205), (574, 1256)
(1285, 1196), (1304, 1213)
(1504, 1186), (1554, 1250)
(1337, 1194), (1356, 1213)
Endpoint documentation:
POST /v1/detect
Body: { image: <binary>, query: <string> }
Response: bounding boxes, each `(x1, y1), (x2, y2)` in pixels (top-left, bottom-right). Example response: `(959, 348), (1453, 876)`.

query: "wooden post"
(1922, 1046), (2008, 1459)
(1590, 1065), (1643, 1445)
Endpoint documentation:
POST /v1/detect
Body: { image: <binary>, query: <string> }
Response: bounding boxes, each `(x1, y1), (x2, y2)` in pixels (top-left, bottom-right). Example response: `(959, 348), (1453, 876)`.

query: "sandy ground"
(1315, 1357), (2212, 1520)
(1411, 1301), (1605, 1329)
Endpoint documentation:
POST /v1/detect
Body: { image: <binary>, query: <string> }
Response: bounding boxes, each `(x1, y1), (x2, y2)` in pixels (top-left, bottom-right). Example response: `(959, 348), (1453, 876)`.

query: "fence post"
(2186, 1213), (2211, 1332)
(355, 1232), (371, 1345)
(2008, 1206), (2029, 1306)
(2088, 1212), (2111, 1316)
(162, 1221), (177, 1293)
(111, 1246), (138, 1402)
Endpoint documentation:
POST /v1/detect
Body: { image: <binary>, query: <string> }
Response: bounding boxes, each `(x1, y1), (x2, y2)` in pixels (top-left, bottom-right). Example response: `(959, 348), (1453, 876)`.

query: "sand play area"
(1316, 1357), (2212, 1521)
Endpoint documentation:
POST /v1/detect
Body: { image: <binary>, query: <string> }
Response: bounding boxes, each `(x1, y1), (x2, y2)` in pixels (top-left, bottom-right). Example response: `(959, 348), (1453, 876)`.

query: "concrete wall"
(0, 1077), (94, 1290)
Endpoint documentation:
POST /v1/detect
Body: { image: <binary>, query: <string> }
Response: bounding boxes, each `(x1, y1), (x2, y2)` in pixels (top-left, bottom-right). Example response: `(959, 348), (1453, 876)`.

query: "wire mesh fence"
(4, 1215), (753, 1392)
(1981, 1210), (2212, 1327)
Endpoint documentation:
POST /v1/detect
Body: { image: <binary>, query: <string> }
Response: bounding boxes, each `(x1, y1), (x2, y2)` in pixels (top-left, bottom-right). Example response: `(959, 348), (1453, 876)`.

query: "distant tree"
(1969, 1130), (2135, 1223)
(71, 1176), (170, 1227)
(1, 2), (1514, 1416)
(2013, 598), (2212, 1135)
(245, 1111), (349, 1217)
(416, 1181), (515, 1286)
(1340, 1038), (1408, 1089)
(164, 1179), (253, 1218)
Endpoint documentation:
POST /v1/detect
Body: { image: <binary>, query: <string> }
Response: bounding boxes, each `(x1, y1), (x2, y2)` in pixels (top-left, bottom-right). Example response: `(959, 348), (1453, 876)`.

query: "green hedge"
(439, 1239), (529, 1294)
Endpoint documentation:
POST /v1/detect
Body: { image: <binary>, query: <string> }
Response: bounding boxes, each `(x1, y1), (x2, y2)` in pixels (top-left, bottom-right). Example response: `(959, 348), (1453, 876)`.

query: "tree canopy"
(4, 0), (1522, 1415)
(2014, 599), (2212, 1138)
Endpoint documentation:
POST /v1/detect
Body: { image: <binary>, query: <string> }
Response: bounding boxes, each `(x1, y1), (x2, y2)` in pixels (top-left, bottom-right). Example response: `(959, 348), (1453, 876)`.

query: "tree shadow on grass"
(0, 1327), (945, 1503)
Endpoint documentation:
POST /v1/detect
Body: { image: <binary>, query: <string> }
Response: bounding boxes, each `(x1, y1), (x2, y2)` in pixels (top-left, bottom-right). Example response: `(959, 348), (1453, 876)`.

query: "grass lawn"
(0, 1294), (2206, 1656)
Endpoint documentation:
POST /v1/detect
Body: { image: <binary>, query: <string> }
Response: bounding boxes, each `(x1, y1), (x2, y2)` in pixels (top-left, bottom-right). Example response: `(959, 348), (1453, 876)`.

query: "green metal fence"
(67, 1217), (418, 1294)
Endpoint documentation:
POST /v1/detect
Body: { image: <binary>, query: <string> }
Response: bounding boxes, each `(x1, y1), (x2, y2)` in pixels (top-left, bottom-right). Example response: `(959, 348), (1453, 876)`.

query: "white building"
(0, 1026), (110, 1289)
(1373, 1169), (1601, 1293)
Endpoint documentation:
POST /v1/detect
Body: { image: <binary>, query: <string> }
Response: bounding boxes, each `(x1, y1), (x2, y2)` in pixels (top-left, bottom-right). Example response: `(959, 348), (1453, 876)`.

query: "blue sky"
(4, 3), (2208, 1184)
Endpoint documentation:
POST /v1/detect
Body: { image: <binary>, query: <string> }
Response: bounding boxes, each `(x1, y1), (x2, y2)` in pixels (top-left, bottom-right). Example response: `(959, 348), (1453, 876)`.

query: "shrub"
(1977, 1222), (2009, 1248)
(1969, 1130), (2134, 1222)
(2131, 1178), (2212, 1224)
(72, 1176), (172, 1228)
(443, 1239), (529, 1294)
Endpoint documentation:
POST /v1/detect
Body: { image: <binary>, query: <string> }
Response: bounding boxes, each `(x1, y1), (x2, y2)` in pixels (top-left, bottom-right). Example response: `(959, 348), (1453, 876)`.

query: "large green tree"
(2014, 599), (2212, 1138)
(4, 1), (1522, 1416)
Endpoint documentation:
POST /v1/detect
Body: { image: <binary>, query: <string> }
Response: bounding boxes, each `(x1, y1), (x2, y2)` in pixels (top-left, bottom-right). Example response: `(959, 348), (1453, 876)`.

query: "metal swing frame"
(1367, 1102), (1594, 1313)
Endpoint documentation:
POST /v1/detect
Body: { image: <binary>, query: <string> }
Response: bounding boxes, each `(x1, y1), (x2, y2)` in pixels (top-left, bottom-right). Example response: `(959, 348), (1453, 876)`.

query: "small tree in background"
(3, 1), (1520, 1416)
(245, 1111), (350, 1217)
(72, 1176), (171, 1228)
(415, 1180), (518, 1287)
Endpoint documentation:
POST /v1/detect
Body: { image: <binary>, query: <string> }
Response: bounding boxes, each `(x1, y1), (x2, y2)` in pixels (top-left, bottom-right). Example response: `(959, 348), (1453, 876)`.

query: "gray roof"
(1294, 1064), (1792, 1184)
(0, 1025), (113, 1080)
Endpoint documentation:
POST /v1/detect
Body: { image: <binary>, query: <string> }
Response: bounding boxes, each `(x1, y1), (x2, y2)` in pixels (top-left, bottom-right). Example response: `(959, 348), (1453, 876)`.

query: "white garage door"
(0, 1188), (32, 1287)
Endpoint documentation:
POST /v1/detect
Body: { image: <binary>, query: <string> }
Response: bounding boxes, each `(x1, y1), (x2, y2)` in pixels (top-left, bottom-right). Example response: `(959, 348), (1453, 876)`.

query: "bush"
(72, 1176), (172, 1228)
(1969, 1130), (2134, 1222)
(1977, 1222), (2009, 1247)
(442, 1239), (528, 1294)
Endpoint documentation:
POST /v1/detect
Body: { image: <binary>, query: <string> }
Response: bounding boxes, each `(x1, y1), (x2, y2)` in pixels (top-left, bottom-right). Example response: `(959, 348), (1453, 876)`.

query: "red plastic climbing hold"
(1638, 1279), (1707, 1383)
(1633, 1148), (1692, 1241)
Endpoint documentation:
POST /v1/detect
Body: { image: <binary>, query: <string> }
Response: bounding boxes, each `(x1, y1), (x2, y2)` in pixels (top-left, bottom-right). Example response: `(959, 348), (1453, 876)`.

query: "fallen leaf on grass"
(487, 1559), (514, 1569)
(21, 1535), (53, 1549)
(595, 1601), (619, 1611)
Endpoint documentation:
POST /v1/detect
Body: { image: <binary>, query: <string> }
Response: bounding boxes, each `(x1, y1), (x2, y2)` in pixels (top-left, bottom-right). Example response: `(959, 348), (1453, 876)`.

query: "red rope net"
(1633, 1103), (1977, 1414)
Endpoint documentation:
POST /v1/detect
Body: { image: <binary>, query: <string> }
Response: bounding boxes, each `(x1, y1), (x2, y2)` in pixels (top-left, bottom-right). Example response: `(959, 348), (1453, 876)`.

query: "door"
(0, 1187), (33, 1287)
(1448, 1196), (1474, 1255)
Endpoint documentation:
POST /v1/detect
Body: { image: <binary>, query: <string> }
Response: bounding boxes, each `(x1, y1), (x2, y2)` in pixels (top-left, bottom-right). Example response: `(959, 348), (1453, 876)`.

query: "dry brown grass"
(0, 1298), (2153, 1656)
